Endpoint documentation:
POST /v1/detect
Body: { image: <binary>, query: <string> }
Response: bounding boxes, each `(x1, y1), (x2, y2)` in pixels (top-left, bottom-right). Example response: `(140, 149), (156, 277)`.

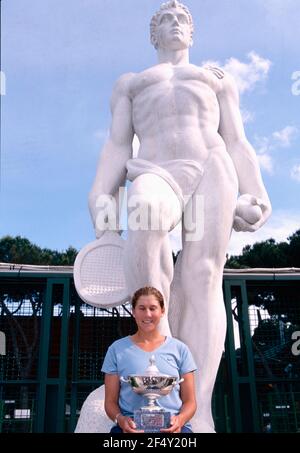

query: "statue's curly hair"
(150, 1), (194, 49)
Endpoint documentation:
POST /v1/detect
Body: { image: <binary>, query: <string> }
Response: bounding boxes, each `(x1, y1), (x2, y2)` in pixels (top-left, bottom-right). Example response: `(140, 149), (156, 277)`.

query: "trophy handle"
(120, 376), (130, 383)
(173, 378), (184, 387)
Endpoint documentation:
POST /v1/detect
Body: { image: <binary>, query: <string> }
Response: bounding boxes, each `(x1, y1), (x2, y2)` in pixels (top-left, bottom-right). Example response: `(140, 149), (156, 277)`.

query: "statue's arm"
(88, 73), (135, 237)
(217, 73), (272, 232)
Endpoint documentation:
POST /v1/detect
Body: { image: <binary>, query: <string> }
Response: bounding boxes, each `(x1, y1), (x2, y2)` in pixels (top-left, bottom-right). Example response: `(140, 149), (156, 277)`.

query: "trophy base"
(134, 409), (171, 433)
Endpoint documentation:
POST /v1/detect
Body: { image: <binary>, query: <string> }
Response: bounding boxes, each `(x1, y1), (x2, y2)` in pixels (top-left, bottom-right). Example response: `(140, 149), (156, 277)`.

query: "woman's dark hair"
(131, 287), (164, 309)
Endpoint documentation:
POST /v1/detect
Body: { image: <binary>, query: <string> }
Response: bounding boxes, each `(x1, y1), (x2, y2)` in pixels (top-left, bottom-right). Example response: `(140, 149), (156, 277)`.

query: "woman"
(101, 286), (197, 433)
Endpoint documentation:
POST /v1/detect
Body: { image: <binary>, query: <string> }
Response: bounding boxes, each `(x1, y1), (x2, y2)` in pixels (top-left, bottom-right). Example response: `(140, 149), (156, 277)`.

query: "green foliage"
(226, 229), (300, 268)
(0, 235), (78, 265)
(1, 229), (300, 268)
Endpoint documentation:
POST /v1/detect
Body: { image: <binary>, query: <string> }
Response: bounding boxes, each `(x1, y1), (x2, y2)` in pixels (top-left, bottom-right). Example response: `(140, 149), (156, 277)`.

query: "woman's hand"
(160, 371), (196, 433)
(118, 415), (144, 433)
(160, 414), (185, 433)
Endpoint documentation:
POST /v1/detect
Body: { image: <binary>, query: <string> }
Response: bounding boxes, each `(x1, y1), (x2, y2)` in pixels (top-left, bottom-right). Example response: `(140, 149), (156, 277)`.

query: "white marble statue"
(86, 0), (271, 433)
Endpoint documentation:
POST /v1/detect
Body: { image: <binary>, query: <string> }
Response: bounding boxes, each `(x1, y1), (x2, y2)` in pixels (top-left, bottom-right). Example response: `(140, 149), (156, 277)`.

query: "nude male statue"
(88, 1), (271, 432)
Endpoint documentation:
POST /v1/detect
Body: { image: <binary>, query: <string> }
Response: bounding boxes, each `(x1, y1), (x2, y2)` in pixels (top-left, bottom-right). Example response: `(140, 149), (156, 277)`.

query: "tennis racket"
(74, 231), (129, 308)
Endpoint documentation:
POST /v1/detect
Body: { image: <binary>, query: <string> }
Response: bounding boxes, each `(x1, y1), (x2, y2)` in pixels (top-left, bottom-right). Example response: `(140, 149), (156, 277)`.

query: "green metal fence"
(0, 266), (299, 433)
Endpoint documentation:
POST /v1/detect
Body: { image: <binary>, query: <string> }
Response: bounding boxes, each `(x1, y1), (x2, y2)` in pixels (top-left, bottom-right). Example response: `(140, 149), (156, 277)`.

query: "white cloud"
(255, 126), (299, 154)
(202, 52), (271, 125)
(254, 135), (273, 174)
(201, 59), (220, 69)
(254, 126), (298, 174)
(255, 135), (271, 155)
(223, 52), (272, 94)
(257, 154), (273, 174)
(272, 126), (298, 148)
(227, 209), (300, 256)
(241, 109), (255, 124)
(291, 164), (300, 182)
(170, 210), (300, 259)
(202, 51), (272, 94)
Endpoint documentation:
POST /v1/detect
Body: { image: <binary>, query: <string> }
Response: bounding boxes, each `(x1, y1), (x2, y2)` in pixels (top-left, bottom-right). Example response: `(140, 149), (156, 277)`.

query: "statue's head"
(150, 1), (194, 50)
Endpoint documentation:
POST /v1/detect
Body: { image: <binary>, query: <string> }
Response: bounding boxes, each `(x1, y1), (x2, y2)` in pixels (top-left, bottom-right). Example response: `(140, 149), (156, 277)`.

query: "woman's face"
(132, 295), (164, 333)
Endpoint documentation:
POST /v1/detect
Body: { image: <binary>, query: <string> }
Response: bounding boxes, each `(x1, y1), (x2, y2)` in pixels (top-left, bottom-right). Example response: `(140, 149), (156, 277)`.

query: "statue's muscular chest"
(129, 64), (220, 115)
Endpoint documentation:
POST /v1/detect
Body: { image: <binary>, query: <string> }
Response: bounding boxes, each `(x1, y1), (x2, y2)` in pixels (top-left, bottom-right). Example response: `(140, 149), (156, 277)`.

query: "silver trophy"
(120, 355), (183, 432)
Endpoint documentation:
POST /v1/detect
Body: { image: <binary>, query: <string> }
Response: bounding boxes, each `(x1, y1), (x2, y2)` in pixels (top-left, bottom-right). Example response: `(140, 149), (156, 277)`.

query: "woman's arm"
(161, 371), (197, 433)
(104, 374), (142, 433)
(104, 374), (122, 424)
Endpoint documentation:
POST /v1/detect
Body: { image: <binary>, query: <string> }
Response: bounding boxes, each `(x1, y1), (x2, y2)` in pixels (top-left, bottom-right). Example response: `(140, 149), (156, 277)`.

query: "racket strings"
(81, 245), (126, 302)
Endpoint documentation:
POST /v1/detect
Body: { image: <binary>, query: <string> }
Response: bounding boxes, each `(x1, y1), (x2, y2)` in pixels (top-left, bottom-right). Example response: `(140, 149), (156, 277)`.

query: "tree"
(225, 229), (300, 269)
(288, 230), (300, 267)
(0, 235), (78, 265)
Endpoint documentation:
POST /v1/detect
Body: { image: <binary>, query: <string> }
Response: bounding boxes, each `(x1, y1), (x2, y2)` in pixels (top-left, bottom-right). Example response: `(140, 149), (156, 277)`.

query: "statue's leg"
(124, 173), (182, 336)
(172, 148), (238, 432)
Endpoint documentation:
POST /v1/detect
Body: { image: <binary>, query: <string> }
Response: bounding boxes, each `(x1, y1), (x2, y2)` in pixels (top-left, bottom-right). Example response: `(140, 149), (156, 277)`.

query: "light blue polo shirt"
(101, 336), (197, 425)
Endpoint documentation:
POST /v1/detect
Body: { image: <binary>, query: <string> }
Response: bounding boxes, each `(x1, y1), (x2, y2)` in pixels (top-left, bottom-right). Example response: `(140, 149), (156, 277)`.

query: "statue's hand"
(95, 225), (123, 239)
(95, 214), (122, 239)
(95, 227), (106, 240)
(233, 194), (271, 233)
(93, 200), (122, 239)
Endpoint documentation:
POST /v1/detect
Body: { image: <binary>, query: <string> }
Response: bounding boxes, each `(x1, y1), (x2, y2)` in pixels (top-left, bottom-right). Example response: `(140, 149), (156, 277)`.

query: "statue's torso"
(128, 64), (226, 164)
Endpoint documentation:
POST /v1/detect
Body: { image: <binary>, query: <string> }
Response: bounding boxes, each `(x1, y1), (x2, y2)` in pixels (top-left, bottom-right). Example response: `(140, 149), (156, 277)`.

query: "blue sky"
(1, 0), (300, 256)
